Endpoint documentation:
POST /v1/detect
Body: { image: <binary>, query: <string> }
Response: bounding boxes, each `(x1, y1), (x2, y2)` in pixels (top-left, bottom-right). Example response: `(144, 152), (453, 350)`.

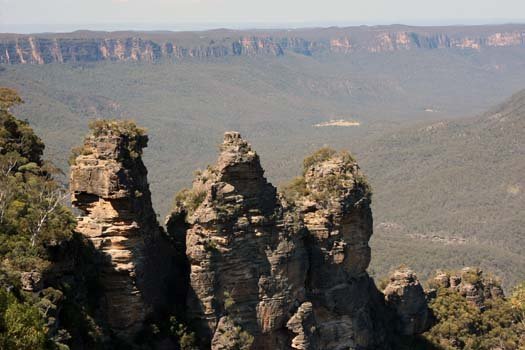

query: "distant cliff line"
(1, 24), (525, 64)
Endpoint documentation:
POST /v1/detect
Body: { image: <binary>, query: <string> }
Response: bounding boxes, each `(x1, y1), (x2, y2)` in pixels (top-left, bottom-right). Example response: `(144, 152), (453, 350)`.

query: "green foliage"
(228, 325), (254, 350)
(0, 90), (44, 166)
(137, 315), (198, 349)
(354, 172), (372, 197)
(88, 119), (146, 138)
(282, 147), (367, 204)
(67, 145), (93, 166)
(425, 288), (483, 349)
(173, 188), (206, 216)
(424, 286), (525, 349)
(169, 316), (197, 350)
(461, 269), (482, 285)
(302, 147), (336, 174)
(87, 119), (148, 160)
(0, 87), (103, 349)
(0, 87), (24, 110)
(510, 282), (525, 325)
(280, 176), (309, 203)
(0, 289), (47, 350)
(223, 291), (235, 311)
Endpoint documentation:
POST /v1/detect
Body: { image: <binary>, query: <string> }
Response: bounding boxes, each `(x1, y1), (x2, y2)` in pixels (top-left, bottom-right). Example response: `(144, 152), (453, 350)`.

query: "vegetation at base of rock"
(423, 285), (525, 349)
(0, 88), (107, 349)
(0, 288), (47, 350)
(136, 315), (198, 350)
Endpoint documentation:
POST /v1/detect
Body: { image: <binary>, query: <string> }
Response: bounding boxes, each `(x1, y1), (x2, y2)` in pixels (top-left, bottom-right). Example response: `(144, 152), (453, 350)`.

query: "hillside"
(360, 90), (525, 287)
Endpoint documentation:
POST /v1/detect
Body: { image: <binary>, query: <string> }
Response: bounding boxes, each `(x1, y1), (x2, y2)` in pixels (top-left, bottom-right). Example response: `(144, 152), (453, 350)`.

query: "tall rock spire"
(169, 132), (309, 349)
(167, 133), (431, 349)
(70, 120), (173, 337)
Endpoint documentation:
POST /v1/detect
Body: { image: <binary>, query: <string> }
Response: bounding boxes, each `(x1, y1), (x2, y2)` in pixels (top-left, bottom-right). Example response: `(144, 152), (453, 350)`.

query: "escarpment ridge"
(2, 24), (525, 64)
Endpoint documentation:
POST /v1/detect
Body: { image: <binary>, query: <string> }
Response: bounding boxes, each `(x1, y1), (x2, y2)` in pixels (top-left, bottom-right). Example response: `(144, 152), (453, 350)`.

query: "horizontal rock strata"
(70, 123), (174, 337)
(167, 132), (429, 349)
(2, 25), (525, 64)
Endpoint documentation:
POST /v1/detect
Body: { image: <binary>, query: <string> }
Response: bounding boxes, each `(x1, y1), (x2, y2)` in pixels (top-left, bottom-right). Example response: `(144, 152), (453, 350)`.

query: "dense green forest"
(362, 90), (525, 287)
(0, 88), (107, 349)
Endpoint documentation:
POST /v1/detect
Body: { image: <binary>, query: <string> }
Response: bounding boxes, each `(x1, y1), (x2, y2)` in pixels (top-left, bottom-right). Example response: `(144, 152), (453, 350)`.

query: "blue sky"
(1, 0), (525, 33)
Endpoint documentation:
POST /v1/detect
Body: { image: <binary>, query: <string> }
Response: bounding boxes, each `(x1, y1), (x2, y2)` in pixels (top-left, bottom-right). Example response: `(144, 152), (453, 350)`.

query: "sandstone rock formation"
(296, 149), (387, 349)
(169, 131), (308, 349)
(167, 132), (429, 349)
(383, 267), (432, 335)
(70, 121), (174, 337)
(2, 24), (525, 64)
(67, 123), (433, 345)
(432, 267), (505, 308)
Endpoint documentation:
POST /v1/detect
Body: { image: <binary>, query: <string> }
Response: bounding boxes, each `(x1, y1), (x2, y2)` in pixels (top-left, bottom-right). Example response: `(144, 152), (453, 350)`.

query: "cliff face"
(67, 124), (432, 346)
(167, 132), (431, 349)
(70, 122), (175, 337)
(296, 149), (384, 349)
(169, 132), (308, 349)
(1, 25), (525, 64)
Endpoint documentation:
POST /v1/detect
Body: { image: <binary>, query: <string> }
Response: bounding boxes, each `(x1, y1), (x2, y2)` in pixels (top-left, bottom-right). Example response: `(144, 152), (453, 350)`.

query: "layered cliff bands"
(69, 124), (432, 348)
(2, 25), (525, 64)
(69, 121), (176, 336)
(166, 132), (431, 349)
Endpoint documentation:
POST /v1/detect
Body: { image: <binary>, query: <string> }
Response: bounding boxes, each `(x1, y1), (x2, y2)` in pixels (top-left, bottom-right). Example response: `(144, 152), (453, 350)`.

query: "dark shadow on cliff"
(43, 232), (111, 349)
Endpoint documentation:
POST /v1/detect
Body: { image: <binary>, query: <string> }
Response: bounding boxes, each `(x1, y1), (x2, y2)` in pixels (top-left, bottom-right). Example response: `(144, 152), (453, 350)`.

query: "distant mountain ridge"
(1, 24), (525, 64)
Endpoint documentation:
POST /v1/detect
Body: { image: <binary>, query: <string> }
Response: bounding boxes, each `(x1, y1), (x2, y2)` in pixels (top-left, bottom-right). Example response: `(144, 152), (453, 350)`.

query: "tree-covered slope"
(361, 90), (525, 287)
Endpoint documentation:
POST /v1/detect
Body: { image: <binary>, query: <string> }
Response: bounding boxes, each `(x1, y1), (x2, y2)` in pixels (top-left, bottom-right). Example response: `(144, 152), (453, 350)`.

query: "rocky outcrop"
(167, 132), (429, 349)
(296, 149), (388, 349)
(1, 24), (525, 64)
(383, 267), (432, 335)
(169, 131), (308, 349)
(70, 121), (175, 337)
(432, 267), (504, 308)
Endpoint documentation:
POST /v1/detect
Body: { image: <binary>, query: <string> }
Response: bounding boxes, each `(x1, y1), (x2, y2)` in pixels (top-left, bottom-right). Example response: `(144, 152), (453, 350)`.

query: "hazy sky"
(1, 0), (525, 33)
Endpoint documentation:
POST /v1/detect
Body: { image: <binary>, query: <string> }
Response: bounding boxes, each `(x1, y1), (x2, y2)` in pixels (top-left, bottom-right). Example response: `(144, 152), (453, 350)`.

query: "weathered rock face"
(296, 151), (387, 349)
(383, 267), (432, 335)
(2, 24), (525, 64)
(171, 132), (308, 349)
(70, 124), (174, 337)
(167, 132), (425, 349)
(432, 267), (505, 308)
